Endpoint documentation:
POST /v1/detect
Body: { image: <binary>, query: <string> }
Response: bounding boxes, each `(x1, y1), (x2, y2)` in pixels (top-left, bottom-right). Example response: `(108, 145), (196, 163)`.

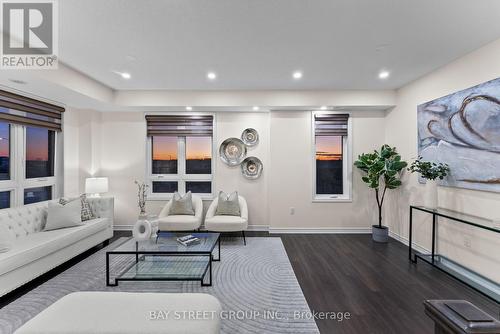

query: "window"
(147, 115), (214, 198)
(0, 90), (63, 208)
(24, 186), (52, 205)
(313, 112), (351, 201)
(0, 123), (10, 181)
(26, 127), (55, 178)
(0, 191), (10, 209)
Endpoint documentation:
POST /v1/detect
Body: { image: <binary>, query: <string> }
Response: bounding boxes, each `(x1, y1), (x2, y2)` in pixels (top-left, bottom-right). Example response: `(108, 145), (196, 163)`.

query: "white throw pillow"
(0, 224), (13, 253)
(44, 199), (83, 231)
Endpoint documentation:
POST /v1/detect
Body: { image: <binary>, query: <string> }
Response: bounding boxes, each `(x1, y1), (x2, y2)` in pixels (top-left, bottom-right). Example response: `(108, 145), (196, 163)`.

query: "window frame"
(146, 112), (216, 200)
(311, 110), (353, 202)
(0, 123), (60, 208)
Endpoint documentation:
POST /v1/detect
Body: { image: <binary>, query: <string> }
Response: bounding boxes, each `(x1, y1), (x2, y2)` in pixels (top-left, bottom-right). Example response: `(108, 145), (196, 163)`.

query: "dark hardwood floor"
(1, 231), (498, 334)
(280, 234), (499, 334)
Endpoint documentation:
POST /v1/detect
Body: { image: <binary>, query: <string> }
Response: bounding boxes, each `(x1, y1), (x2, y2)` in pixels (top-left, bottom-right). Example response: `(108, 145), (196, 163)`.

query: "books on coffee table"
(177, 235), (200, 247)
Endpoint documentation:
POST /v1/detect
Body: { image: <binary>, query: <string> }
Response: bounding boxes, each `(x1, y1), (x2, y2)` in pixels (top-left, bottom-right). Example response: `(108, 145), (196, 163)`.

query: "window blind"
(146, 115), (213, 136)
(314, 114), (349, 136)
(0, 90), (65, 131)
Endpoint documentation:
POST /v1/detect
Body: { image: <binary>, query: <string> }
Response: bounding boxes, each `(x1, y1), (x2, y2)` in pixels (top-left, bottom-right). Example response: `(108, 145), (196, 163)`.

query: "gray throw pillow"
(215, 191), (241, 216)
(45, 199), (83, 231)
(169, 191), (195, 216)
(60, 194), (95, 222)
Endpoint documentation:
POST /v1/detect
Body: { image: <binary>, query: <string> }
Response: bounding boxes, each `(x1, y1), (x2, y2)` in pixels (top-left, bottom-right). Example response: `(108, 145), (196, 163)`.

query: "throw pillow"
(0, 224), (13, 253)
(59, 195), (95, 222)
(44, 199), (83, 231)
(215, 191), (241, 216)
(80, 194), (95, 221)
(169, 191), (195, 215)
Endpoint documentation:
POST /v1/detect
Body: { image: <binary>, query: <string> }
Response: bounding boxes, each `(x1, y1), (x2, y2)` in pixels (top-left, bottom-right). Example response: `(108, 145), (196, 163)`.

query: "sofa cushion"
(205, 216), (248, 232)
(60, 195), (96, 222)
(157, 215), (201, 231)
(44, 200), (83, 231)
(0, 218), (109, 276)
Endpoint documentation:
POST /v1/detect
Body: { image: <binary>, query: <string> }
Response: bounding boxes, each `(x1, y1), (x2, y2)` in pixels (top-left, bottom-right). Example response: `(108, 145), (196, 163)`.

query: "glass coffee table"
(106, 232), (220, 287)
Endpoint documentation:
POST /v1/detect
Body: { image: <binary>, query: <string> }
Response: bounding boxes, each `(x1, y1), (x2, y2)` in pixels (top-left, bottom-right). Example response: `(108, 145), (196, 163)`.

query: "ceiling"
(57, 0), (500, 91)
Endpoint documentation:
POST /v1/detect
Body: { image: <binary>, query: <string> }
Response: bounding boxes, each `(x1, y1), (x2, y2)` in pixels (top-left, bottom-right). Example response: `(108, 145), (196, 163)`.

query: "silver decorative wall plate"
(241, 156), (263, 179)
(219, 137), (247, 166)
(241, 128), (259, 146)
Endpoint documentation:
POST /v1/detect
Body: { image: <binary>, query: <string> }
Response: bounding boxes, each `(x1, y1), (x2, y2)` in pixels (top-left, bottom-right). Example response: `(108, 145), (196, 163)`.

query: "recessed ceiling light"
(121, 72), (131, 79)
(207, 72), (217, 80)
(252, 106), (260, 111)
(186, 106), (192, 111)
(320, 106), (327, 110)
(378, 70), (390, 79)
(293, 71), (303, 79)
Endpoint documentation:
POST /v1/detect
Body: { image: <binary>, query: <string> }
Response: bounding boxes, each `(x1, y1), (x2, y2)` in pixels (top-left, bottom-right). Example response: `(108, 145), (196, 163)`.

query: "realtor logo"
(1, 0), (58, 69)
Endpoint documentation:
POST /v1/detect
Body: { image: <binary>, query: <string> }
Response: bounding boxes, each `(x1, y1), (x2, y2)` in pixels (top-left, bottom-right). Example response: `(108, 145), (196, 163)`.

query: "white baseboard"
(268, 227), (371, 234)
(113, 224), (269, 232)
(113, 224), (134, 231)
(389, 230), (429, 254)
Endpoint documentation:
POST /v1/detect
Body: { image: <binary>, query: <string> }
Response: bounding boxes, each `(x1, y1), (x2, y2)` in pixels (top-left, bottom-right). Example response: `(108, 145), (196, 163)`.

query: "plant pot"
(425, 179), (438, 209)
(372, 225), (389, 243)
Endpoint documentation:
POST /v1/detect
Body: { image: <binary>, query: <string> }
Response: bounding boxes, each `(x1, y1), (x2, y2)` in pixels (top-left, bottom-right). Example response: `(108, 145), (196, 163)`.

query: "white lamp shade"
(85, 177), (109, 194)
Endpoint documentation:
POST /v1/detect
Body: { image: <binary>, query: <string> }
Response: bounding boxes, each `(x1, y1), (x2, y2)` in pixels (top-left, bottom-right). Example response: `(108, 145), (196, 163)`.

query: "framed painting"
(417, 77), (500, 192)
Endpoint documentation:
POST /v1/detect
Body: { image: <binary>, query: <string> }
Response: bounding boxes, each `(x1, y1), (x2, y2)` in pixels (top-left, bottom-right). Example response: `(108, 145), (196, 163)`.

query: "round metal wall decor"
(241, 156), (263, 179)
(241, 128), (259, 147)
(219, 138), (247, 166)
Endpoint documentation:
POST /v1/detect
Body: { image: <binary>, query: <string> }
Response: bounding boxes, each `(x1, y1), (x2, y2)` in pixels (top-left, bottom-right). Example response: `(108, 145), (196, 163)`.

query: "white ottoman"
(15, 292), (222, 334)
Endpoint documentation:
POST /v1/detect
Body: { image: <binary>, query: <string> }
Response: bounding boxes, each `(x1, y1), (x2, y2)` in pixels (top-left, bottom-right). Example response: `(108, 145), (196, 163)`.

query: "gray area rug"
(0, 237), (319, 334)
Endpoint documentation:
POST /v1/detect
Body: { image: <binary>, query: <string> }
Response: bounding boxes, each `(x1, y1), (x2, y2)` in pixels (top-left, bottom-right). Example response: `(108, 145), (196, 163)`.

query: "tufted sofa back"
(0, 201), (48, 240)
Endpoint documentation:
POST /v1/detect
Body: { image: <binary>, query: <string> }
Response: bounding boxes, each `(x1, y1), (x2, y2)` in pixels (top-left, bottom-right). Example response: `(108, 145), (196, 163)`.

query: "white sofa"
(14, 292), (222, 334)
(0, 197), (114, 297)
(205, 196), (248, 244)
(156, 194), (203, 231)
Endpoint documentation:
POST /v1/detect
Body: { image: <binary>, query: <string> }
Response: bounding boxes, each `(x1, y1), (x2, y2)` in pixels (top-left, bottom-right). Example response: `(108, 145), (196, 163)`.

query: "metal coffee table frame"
(106, 233), (221, 287)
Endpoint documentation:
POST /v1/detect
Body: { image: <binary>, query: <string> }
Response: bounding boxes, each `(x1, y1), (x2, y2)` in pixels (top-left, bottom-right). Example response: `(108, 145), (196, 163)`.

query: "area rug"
(0, 237), (319, 333)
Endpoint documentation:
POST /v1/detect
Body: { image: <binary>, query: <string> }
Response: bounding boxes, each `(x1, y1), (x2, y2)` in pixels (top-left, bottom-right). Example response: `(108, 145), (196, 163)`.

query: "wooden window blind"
(0, 90), (64, 131)
(314, 114), (349, 136)
(146, 115), (213, 136)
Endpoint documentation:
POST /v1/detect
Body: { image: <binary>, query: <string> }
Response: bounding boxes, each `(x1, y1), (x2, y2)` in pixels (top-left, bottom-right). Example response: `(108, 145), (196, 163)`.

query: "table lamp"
(85, 177), (109, 197)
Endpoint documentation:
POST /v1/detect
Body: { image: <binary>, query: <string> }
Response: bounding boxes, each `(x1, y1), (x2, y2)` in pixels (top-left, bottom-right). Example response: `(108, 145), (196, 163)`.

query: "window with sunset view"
(147, 115), (214, 197)
(25, 127), (55, 179)
(316, 136), (343, 195)
(313, 112), (351, 200)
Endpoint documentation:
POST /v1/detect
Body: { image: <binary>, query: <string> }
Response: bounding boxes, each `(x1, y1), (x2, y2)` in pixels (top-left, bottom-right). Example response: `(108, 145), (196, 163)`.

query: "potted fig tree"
(354, 145), (407, 243)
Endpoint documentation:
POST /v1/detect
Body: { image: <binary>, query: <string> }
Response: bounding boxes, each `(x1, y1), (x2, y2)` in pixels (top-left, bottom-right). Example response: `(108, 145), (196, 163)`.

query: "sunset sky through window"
(26, 127), (49, 161)
(153, 136), (211, 160)
(0, 123), (8, 157)
(316, 136), (342, 160)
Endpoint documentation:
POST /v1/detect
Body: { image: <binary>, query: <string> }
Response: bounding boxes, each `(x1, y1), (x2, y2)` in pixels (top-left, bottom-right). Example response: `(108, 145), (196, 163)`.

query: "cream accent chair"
(156, 194), (203, 231)
(204, 196), (248, 245)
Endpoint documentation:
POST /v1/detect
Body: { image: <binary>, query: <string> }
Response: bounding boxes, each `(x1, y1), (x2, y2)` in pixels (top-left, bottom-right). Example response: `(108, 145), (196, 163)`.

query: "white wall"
(385, 38), (500, 283)
(83, 109), (384, 232)
(268, 111), (385, 231)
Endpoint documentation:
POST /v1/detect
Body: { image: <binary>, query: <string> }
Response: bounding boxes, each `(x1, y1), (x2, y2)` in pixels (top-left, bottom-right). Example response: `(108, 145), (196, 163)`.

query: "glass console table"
(409, 206), (500, 304)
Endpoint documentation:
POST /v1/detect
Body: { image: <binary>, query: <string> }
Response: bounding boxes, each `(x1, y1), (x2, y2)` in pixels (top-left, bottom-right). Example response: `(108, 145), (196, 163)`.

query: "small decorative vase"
(425, 179), (438, 209)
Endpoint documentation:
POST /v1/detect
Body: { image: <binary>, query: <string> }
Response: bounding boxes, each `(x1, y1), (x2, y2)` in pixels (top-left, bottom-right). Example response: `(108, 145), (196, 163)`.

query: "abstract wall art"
(417, 77), (500, 192)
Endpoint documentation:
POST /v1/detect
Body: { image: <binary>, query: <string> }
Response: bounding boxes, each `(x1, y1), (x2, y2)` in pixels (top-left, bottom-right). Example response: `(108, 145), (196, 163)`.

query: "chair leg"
(242, 230), (246, 246)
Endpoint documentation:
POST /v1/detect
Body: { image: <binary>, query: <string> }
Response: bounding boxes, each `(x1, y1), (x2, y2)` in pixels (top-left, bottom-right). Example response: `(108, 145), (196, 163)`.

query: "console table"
(409, 205), (500, 304)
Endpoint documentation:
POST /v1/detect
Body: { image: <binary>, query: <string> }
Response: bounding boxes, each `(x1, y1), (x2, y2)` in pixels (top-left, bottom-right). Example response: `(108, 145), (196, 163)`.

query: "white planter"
(425, 179), (438, 209)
